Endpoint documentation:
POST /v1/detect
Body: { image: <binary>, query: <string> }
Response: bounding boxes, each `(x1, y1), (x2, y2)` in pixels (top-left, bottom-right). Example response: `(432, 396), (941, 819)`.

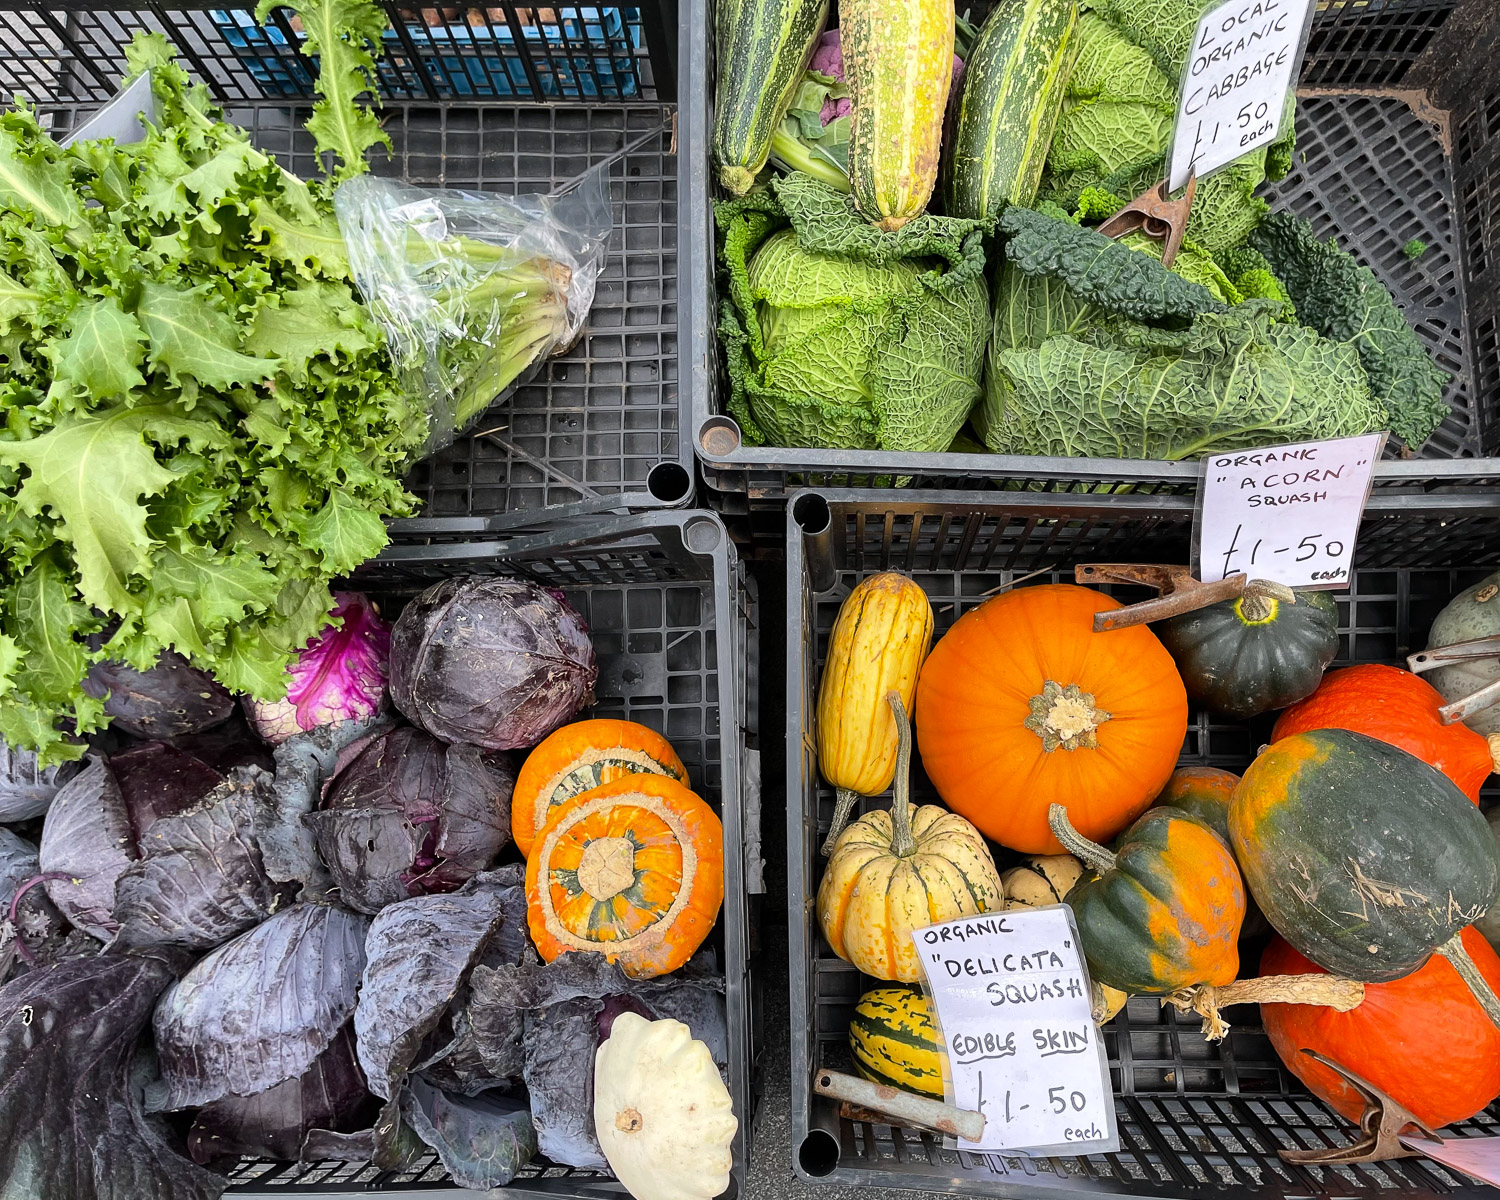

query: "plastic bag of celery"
(335, 161), (613, 455)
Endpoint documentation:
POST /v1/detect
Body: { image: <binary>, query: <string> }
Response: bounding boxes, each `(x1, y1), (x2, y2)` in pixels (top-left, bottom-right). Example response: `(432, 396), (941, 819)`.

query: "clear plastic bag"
(335, 159), (615, 456)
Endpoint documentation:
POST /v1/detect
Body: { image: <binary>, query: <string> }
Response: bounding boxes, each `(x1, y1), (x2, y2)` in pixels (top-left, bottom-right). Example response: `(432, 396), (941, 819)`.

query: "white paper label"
(911, 907), (1118, 1156)
(1168, 0), (1315, 191)
(1196, 433), (1383, 587)
(60, 71), (157, 149)
(1402, 1136), (1500, 1186)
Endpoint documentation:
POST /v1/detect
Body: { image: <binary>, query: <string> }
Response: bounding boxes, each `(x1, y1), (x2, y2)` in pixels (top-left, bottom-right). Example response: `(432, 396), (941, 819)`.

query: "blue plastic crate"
(213, 6), (644, 100)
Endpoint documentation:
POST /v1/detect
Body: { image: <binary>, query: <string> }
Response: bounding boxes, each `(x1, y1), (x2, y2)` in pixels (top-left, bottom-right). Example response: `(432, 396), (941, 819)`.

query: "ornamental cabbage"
(245, 591), (392, 744)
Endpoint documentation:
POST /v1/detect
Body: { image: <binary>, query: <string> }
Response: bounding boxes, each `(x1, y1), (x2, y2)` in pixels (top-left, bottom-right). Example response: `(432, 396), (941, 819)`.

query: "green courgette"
(944, 0), (1080, 222)
(713, 0), (830, 197)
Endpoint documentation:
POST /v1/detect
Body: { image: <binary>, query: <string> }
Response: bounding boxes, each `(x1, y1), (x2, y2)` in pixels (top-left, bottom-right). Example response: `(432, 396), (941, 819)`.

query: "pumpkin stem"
(1435, 932), (1500, 1032)
(1046, 805), (1116, 875)
(887, 691), (919, 859)
(1239, 580), (1296, 623)
(821, 788), (862, 857)
(1165, 975), (1365, 1041)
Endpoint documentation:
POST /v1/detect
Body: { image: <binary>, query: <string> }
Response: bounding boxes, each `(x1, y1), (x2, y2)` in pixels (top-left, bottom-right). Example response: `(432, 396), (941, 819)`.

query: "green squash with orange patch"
(1230, 728), (1500, 984)
(1050, 804), (1245, 994)
(1152, 766), (1240, 844)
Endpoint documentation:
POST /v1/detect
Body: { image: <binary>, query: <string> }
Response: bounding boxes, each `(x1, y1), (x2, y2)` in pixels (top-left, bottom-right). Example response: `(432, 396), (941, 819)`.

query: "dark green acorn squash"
(1155, 583), (1338, 719)
(1230, 728), (1500, 993)
(1051, 805), (1245, 995)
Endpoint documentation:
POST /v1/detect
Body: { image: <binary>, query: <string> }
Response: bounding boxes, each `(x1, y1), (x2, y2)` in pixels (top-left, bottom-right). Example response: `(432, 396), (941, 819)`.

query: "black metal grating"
(0, 3), (672, 106)
(1300, 0), (1459, 89)
(789, 494), (1500, 1198)
(1262, 95), (1474, 457)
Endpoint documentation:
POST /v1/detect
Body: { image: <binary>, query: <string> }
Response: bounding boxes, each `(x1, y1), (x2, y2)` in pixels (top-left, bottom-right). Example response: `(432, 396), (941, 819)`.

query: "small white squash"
(594, 1013), (737, 1200)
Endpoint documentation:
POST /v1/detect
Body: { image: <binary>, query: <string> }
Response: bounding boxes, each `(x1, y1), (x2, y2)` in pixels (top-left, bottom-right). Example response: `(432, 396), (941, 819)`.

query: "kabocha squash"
(816, 572), (934, 854)
(842, 0), (954, 230)
(594, 1013), (737, 1200)
(712, 0), (831, 196)
(1423, 570), (1500, 737)
(512, 720), (688, 858)
(1000, 855), (1129, 1023)
(1272, 664), (1497, 804)
(1230, 728), (1500, 1024)
(914, 583), (1187, 855)
(1261, 931), (1500, 1128)
(1152, 766), (1240, 844)
(1154, 583), (1337, 720)
(849, 986), (944, 1097)
(944, 0), (1080, 220)
(1051, 805), (1245, 994)
(818, 693), (1004, 982)
(526, 774), (723, 979)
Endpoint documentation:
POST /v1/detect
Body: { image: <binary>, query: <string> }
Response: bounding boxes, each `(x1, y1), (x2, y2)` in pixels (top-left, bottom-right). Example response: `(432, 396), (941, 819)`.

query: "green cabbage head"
(717, 172), (991, 453)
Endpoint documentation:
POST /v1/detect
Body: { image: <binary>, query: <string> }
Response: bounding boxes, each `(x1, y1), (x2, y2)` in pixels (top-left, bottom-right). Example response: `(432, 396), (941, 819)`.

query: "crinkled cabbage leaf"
(153, 903), (369, 1110)
(401, 1078), (535, 1190)
(0, 954), (225, 1200)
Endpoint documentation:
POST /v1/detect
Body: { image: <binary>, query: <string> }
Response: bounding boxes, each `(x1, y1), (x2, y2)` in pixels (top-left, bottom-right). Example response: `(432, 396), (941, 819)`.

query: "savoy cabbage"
(717, 172), (991, 452)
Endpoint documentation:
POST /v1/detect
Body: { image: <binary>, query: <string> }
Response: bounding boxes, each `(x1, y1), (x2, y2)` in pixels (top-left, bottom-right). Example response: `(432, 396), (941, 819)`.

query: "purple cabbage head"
(83, 652), (235, 739)
(0, 739), (80, 821)
(38, 745), (224, 941)
(304, 727), (515, 915)
(388, 577), (596, 751)
(245, 592), (392, 745)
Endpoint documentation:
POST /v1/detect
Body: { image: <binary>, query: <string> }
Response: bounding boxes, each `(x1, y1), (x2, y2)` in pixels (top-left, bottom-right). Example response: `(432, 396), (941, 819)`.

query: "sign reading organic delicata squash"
(912, 906), (1118, 1157)
(1167, 0), (1317, 192)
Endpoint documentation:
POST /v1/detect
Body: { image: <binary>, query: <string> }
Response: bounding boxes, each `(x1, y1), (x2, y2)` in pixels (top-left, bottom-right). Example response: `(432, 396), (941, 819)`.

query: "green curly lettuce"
(1251, 212), (1450, 449)
(716, 172), (991, 452)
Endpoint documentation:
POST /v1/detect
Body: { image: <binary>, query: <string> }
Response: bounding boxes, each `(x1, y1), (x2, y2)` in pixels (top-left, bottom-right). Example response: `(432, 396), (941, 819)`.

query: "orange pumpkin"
(1271, 664), (1496, 804)
(1261, 929), (1500, 1127)
(525, 773), (723, 979)
(512, 719), (688, 857)
(914, 584), (1188, 854)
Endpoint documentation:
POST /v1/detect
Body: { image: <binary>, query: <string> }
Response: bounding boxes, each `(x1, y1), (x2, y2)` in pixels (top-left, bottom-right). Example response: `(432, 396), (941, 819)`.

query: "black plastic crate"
(1, 1), (689, 527)
(210, 510), (758, 1196)
(684, 0), (1500, 520)
(785, 489), (1500, 1197)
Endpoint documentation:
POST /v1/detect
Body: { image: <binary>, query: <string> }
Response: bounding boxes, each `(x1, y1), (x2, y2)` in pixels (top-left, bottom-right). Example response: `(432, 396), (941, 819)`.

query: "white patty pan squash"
(594, 1013), (737, 1200)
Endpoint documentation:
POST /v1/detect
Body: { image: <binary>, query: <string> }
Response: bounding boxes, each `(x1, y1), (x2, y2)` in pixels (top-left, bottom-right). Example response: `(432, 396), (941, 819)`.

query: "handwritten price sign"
(1196, 433), (1384, 588)
(912, 907), (1118, 1156)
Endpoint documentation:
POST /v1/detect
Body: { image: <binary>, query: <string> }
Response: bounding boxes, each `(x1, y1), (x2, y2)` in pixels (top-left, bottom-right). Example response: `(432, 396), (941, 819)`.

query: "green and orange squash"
(1271, 663), (1496, 804)
(1051, 804), (1245, 994)
(525, 774), (723, 979)
(513, 719), (688, 858)
(1230, 727), (1500, 1025)
(1261, 929), (1500, 1128)
(1155, 583), (1337, 719)
(1151, 766), (1240, 844)
(914, 583), (1187, 855)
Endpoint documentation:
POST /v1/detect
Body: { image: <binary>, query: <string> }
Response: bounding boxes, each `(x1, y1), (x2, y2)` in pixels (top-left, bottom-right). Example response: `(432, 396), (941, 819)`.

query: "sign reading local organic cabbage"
(1195, 432), (1385, 588)
(912, 906), (1118, 1157)
(1167, 0), (1317, 192)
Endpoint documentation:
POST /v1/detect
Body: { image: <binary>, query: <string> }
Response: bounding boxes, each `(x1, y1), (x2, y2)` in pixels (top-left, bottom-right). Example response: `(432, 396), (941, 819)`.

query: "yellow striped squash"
(817, 694), (1002, 982)
(816, 572), (933, 854)
(841, 0), (954, 230)
(850, 986), (944, 1097)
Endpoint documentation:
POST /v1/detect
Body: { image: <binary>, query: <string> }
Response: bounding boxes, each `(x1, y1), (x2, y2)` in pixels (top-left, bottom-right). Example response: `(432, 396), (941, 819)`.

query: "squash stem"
(1435, 932), (1500, 1031)
(888, 691), (918, 859)
(1240, 579), (1297, 622)
(1047, 804), (1116, 875)
(821, 788), (862, 857)
(1166, 974), (1365, 1041)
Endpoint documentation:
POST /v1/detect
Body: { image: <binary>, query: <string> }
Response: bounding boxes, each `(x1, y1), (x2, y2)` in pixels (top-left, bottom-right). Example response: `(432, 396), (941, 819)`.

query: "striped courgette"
(712, 0), (830, 197)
